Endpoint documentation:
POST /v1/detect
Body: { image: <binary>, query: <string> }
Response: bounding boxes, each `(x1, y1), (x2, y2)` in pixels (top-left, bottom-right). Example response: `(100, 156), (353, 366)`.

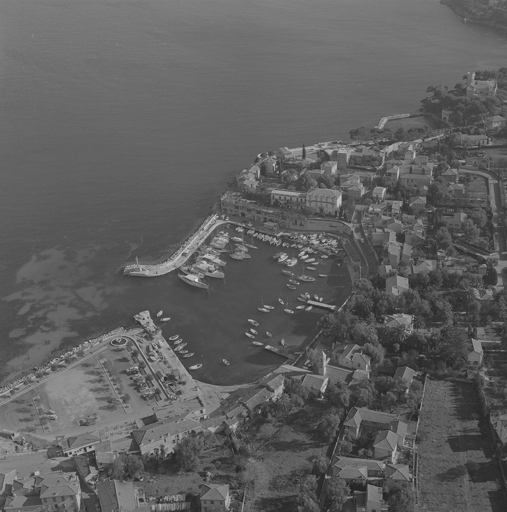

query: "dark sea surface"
(0, 0), (506, 384)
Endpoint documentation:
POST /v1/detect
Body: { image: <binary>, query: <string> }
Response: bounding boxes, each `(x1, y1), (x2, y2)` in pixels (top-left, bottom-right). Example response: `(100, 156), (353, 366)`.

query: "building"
(344, 407), (398, 439)
(301, 374), (329, 397)
(341, 181), (366, 201)
(412, 259), (437, 274)
(354, 484), (385, 512)
(320, 161), (338, 177)
(331, 344), (371, 371)
(385, 275), (409, 296)
(466, 71), (497, 99)
(485, 115), (506, 131)
(468, 339), (484, 367)
(384, 313), (413, 332)
(385, 464), (411, 486)
(458, 133), (489, 148)
(333, 457), (384, 479)
(443, 212), (467, 232)
(60, 433), (100, 457)
(399, 172), (432, 191)
(448, 183), (465, 197)
(200, 483), (231, 512)
(97, 479), (149, 512)
(132, 415), (202, 456)
(440, 168), (459, 183)
(409, 196), (426, 212)
(4, 471), (81, 512)
(394, 366), (417, 387)
(306, 188), (342, 215)
(372, 187), (386, 201)
(373, 430), (399, 462)
(270, 189), (307, 210)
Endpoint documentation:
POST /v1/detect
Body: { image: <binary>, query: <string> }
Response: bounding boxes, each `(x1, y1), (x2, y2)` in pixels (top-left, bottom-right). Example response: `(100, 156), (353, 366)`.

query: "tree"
(323, 478), (350, 512)
(317, 413), (341, 442)
(335, 439), (353, 456)
(124, 454), (144, 478)
(312, 455), (330, 475)
(298, 475), (319, 512)
(106, 457), (124, 479)
(173, 435), (205, 471)
(469, 207), (487, 228)
(362, 343), (385, 366)
(483, 261), (498, 286)
(438, 326), (469, 367)
(387, 483), (414, 512)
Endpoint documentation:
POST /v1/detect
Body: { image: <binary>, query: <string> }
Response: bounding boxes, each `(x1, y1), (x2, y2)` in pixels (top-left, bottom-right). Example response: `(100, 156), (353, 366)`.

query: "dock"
(305, 300), (336, 311)
(123, 214), (236, 277)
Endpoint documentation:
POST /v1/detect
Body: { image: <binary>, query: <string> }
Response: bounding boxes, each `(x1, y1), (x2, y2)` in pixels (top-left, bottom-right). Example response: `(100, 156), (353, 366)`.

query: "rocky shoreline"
(440, 0), (507, 35)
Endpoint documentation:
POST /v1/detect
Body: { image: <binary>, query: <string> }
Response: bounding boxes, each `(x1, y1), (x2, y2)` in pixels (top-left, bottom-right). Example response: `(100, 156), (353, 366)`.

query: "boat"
(230, 251), (244, 260)
(273, 252), (284, 260)
(245, 243), (258, 249)
(278, 298), (284, 305)
(231, 236), (243, 243)
(284, 308), (294, 314)
(176, 342), (187, 349)
(174, 338), (184, 345)
(318, 274), (327, 278)
(296, 305), (305, 310)
(298, 275), (316, 282)
(277, 253), (288, 263)
(264, 305), (274, 310)
(252, 341), (264, 346)
(179, 350), (188, 354)
(305, 306), (313, 311)
(285, 258), (297, 267)
(300, 254), (308, 260)
(314, 294), (319, 300)
(156, 310), (163, 317)
(223, 359), (230, 365)
(266, 332), (272, 337)
(169, 335), (179, 341)
(240, 252), (251, 259)
(258, 307), (270, 313)
(178, 273), (209, 289)
(160, 317), (171, 322)
(183, 353), (194, 358)
(288, 279), (300, 285)
(245, 332), (255, 338)
(304, 292), (310, 299)
(298, 297), (306, 303)
(282, 269), (294, 276)
(235, 244), (249, 252)
(201, 253), (226, 267)
(287, 284), (296, 290)
(306, 266), (316, 271)
(306, 258), (315, 263)
(189, 364), (202, 370)
(280, 338), (287, 347)
(248, 319), (259, 326)
(250, 328), (258, 335)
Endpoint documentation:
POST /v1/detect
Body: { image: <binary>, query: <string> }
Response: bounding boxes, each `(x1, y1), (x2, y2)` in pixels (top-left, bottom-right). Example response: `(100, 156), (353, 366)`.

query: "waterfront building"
(60, 433), (100, 457)
(306, 188), (342, 215)
(270, 189), (307, 210)
(466, 71), (497, 99)
(440, 168), (459, 183)
(320, 160), (338, 177)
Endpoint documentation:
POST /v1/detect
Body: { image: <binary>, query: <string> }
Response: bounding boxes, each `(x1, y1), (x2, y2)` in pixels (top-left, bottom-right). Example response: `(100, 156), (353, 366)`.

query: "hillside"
(441, 0), (507, 33)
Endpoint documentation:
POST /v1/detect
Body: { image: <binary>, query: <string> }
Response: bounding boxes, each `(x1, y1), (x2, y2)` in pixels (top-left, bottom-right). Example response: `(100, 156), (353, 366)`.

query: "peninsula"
(1, 68), (507, 512)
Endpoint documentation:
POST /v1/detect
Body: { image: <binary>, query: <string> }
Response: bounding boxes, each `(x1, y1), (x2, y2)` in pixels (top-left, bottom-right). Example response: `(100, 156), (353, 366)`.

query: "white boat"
(223, 359), (230, 365)
(282, 269), (294, 276)
(266, 332), (272, 337)
(280, 338), (287, 347)
(306, 258), (315, 263)
(245, 243), (258, 249)
(306, 266), (316, 271)
(183, 353), (194, 358)
(169, 335), (179, 341)
(250, 328), (258, 335)
(284, 308), (294, 314)
(318, 274), (327, 278)
(161, 317), (171, 322)
(230, 251), (244, 260)
(298, 297), (306, 303)
(178, 273), (209, 289)
(296, 305), (306, 310)
(277, 253), (288, 263)
(174, 338), (183, 345)
(179, 350), (188, 354)
(287, 284), (296, 290)
(231, 236), (243, 243)
(264, 305), (274, 310)
(245, 332), (255, 338)
(189, 364), (202, 370)
(298, 275), (316, 282)
(248, 319), (259, 326)
(252, 341), (264, 346)
(305, 306), (313, 311)
(314, 294), (319, 300)
(201, 253), (226, 267)
(321, 254), (329, 259)
(288, 279), (300, 285)
(285, 258), (298, 267)
(235, 244), (249, 252)
(278, 298), (284, 305)
(300, 254), (308, 260)
(258, 307), (270, 313)
(240, 252), (251, 259)
(180, 265), (205, 279)
(156, 310), (163, 317)
(273, 252), (283, 260)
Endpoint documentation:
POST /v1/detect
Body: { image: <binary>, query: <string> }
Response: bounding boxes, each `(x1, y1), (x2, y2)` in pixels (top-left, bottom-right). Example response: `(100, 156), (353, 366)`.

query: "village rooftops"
(373, 429), (399, 452)
(132, 415), (201, 447)
(385, 463), (411, 482)
(344, 407), (398, 430)
(60, 433), (100, 453)
(471, 339), (484, 354)
(333, 457), (384, 474)
(200, 483), (230, 501)
(394, 366), (417, 386)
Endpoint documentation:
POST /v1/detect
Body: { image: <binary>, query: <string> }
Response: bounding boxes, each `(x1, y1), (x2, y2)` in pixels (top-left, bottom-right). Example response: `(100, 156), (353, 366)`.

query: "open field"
(417, 379), (505, 512)
(384, 114), (444, 133)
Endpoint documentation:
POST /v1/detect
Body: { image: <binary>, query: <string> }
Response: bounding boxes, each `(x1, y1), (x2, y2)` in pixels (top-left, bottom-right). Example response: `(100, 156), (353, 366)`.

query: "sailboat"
(283, 298), (294, 314)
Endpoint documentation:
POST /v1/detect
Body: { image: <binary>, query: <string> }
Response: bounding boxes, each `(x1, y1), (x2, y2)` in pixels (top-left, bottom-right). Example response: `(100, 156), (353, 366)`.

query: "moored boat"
(278, 298), (284, 305)
(252, 341), (264, 346)
(318, 274), (327, 277)
(287, 284), (296, 290)
(178, 273), (209, 289)
(169, 335), (179, 341)
(250, 328), (258, 335)
(305, 306), (313, 311)
(306, 266), (316, 271)
(245, 332), (255, 338)
(248, 319), (259, 326)
(284, 308), (294, 314)
(156, 310), (163, 317)
(282, 269), (294, 276)
(189, 364), (202, 370)
(223, 359), (230, 365)
(264, 305), (274, 310)
(258, 307), (270, 313)
(183, 353), (194, 358)
(266, 332), (272, 337)
(161, 317), (171, 322)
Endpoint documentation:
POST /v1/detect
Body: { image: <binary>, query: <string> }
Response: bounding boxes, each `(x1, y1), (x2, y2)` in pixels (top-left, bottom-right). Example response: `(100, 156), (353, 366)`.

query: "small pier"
(305, 300), (336, 311)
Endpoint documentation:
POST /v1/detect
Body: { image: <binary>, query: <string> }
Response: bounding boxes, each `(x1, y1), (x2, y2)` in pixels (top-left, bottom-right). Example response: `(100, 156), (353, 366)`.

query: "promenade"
(123, 214), (236, 277)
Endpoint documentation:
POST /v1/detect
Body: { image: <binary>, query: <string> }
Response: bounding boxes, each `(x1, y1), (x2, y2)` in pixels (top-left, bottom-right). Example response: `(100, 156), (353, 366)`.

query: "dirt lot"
(417, 379), (505, 512)
(384, 114), (444, 133)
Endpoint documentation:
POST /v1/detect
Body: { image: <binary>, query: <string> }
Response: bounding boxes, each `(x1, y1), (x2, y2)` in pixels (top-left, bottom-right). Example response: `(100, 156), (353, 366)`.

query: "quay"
(305, 299), (337, 312)
(123, 213), (234, 277)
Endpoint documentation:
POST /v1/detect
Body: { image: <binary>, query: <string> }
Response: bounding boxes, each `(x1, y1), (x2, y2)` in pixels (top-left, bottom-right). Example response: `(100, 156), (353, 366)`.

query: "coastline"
(440, 0), (507, 35)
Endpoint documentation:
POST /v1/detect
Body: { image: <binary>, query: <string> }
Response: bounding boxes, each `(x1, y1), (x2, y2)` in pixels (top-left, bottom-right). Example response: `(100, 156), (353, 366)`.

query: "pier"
(123, 214), (234, 277)
(305, 300), (337, 311)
